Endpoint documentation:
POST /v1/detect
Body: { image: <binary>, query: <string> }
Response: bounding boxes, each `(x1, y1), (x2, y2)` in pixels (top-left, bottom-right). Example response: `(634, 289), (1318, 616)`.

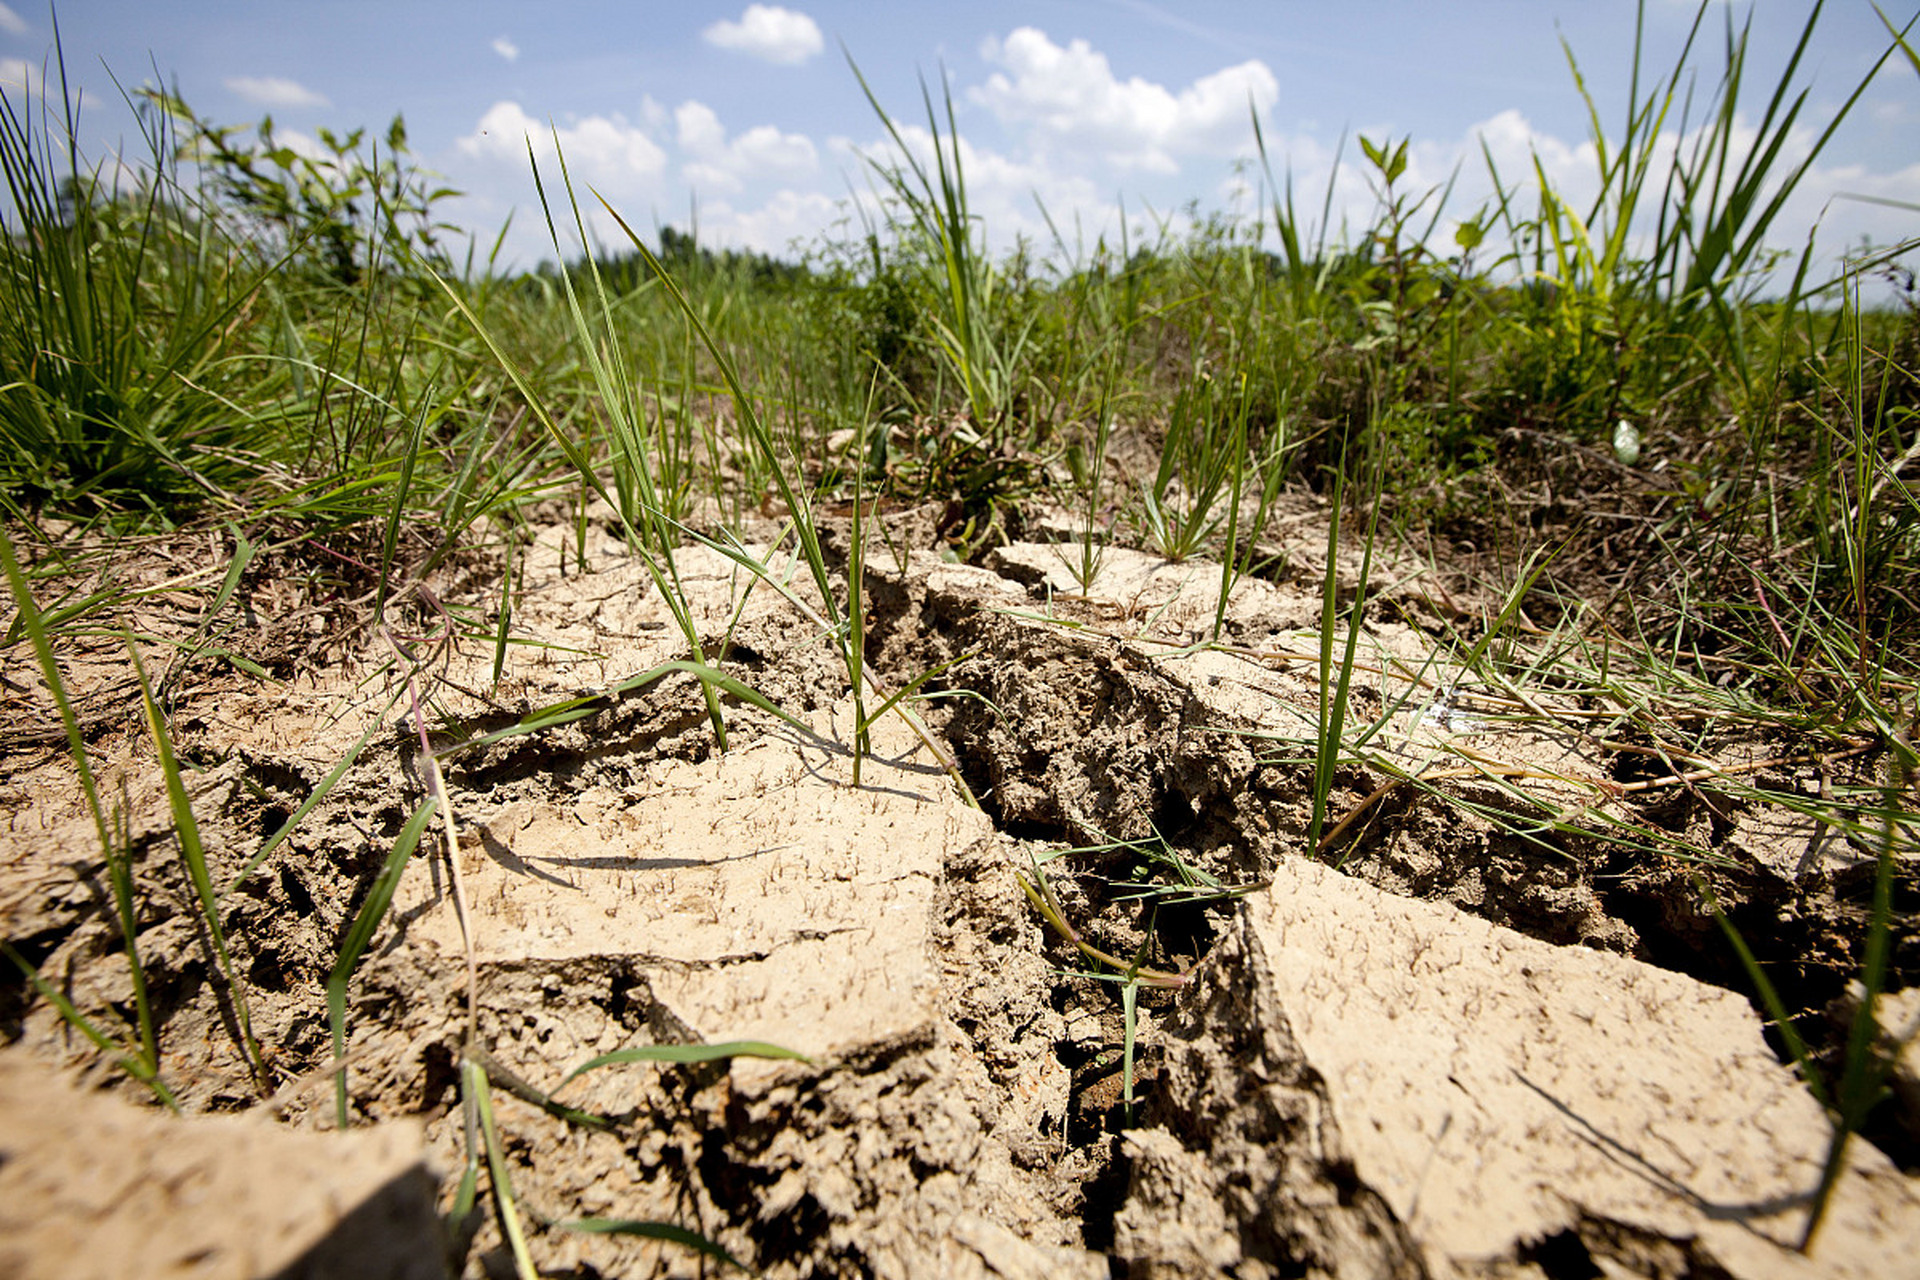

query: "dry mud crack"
(2, 517), (1918, 1278)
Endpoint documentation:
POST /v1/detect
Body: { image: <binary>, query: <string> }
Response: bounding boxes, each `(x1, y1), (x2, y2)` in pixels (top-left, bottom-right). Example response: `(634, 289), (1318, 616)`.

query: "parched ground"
(2, 496), (1918, 1279)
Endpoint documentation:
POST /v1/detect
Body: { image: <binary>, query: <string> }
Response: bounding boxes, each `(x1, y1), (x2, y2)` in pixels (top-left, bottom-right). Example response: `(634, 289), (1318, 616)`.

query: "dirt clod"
(0, 1048), (443, 1280)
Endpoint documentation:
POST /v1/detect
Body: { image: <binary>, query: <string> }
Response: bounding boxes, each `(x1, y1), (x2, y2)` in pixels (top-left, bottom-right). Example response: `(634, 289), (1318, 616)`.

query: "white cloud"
(702, 5), (823, 66)
(0, 56), (37, 96)
(453, 100), (685, 264)
(264, 126), (334, 165)
(972, 28), (1277, 174)
(676, 101), (725, 155)
(674, 100), (816, 193)
(697, 188), (845, 256)
(1752, 149), (1920, 284)
(0, 5), (28, 37)
(224, 76), (330, 109)
(1473, 107), (1593, 194)
(458, 100), (669, 179)
(491, 37), (519, 62)
(846, 122), (1108, 255)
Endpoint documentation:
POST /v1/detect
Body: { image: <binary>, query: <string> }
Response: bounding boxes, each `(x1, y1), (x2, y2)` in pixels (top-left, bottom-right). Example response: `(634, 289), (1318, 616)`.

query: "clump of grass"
(1137, 368), (1245, 564)
(0, 35), (278, 518)
(850, 60), (1037, 448)
(1017, 850), (1187, 1132)
(128, 636), (270, 1090)
(433, 142), (737, 749)
(1, 519), (288, 1103)
(1060, 354), (1120, 593)
(1, 524), (164, 1098)
(1305, 425), (1381, 853)
(554, 167), (978, 798)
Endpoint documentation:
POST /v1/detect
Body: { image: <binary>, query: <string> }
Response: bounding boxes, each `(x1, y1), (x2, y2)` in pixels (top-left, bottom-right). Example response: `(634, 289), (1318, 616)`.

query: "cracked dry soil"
(3, 503), (1919, 1279)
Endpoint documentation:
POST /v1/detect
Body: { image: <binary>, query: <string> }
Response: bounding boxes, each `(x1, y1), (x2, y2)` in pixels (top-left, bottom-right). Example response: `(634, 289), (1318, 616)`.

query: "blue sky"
(4, 2), (1916, 282)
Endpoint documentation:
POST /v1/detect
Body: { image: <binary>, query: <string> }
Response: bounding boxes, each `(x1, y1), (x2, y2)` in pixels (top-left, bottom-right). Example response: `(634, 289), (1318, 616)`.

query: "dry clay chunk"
(0, 1050), (443, 1280)
(1223, 858), (1920, 1279)
(393, 707), (988, 1063)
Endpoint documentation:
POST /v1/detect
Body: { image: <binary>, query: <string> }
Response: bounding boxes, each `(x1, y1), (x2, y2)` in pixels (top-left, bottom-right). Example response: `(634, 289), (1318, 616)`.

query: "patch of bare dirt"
(2, 505), (1917, 1277)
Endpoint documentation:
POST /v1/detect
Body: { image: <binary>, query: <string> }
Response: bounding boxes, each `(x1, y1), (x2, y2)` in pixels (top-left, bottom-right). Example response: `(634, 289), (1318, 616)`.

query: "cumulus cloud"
(224, 76), (330, 109)
(452, 102), (677, 259)
(458, 100), (669, 180)
(847, 122), (1106, 253)
(697, 188), (845, 256)
(0, 5), (28, 37)
(972, 28), (1277, 174)
(491, 36), (519, 62)
(674, 100), (816, 193)
(0, 56), (37, 95)
(702, 5), (823, 66)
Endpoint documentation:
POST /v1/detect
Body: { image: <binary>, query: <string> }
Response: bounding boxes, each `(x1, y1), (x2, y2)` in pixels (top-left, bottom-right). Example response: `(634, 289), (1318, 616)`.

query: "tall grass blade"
(2, 940), (178, 1108)
(491, 550), (514, 687)
(563, 1218), (755, 1274)
(1307, 439), (1379, 852)
(128, 637), (267, 1089)
(1213, 375), (1253, 641)
(0, 525), (157, 1073)
(1801, 725), (1914, 1251)
(375, 402), (431, 618)
(562, 1040), (812, 1084)
(327, 795), (436, 1127)
(465, 1057), (538, 1280)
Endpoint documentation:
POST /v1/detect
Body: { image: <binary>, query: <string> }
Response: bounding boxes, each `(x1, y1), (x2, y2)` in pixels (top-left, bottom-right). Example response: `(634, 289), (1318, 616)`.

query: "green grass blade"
(327, 794), (436, 1127)
(465, 1057), (538, 1280)
(0, 527), (115, 887)
(564, 1218), (756, 1274)
(0, 526), (157, 1072)
(2, 941), (178, 1110)
(1803, 733), (1915, 1251)
(854, 648), (980, 737)
(434, 659), (811, 764)
(491, 549), (513, 687)
(191, 527), (255, 643)
(375, 400), (431, 619)
(128, 636), (266, 1089)
(1878, 5), (1920, 78)
(562, 1040), (813, 1085)
(224, 703), (393, 899)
